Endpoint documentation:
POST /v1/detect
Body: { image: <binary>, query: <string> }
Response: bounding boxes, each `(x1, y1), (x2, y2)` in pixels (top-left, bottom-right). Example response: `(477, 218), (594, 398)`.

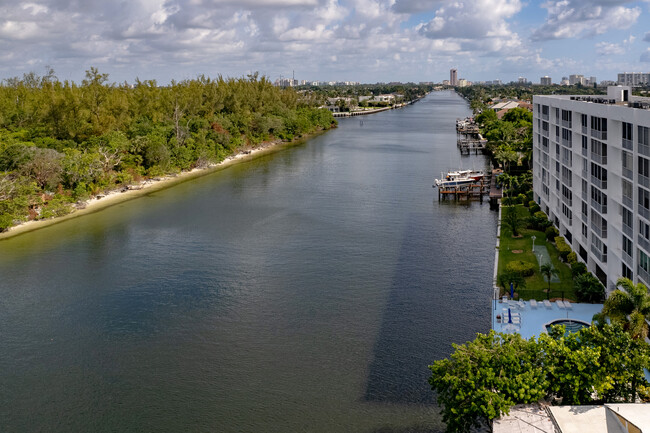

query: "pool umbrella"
(510, 282), (514, 298)
(508, 308), (512, 324)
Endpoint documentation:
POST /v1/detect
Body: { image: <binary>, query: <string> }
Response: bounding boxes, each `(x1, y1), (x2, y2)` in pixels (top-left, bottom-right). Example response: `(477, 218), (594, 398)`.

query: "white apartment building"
(533, 86), (650, 292)
(540, 76), (552, 86)
(618, 72), (650, 87)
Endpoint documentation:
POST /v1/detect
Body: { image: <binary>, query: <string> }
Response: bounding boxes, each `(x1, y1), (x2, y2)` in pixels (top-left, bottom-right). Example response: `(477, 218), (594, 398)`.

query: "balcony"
(639, 173), (650, 189)
(561, 120), (572, 128)
(639, 235), (650, 255)
(622, 195), (633, 210)
(542, 113), (549, 121)
(623, 167), (633, 180)
(622, 223), (633, 238)
(640, 142), (650, 158)
(591, 199), (607, 214)
(582, 126), (588, 134)
(562, 138), (572, 148)
(591, 222), (607, 238)
(562, 195), (573, 207)
(591, 244), (607, 263)
(561, 157), (572, 168)
(591, 175), (607, 190)
(640, 206), (650, 221)
(542, 129), (549, 138)
(591, 129), (607, 140)
(581, 146), (587, 157)
(638, 266), (650, 287)
(622, 249), (633, 267)
(623, 138), (633, 150)
(590, 153), (607, 165)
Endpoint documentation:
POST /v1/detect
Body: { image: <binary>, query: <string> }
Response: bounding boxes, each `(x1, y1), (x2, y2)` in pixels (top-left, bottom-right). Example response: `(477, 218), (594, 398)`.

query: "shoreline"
(0, 133), (321, 241)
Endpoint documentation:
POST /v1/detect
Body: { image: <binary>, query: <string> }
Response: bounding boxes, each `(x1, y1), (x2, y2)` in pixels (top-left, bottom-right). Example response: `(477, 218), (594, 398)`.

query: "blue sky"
(0, 0), (648, 84)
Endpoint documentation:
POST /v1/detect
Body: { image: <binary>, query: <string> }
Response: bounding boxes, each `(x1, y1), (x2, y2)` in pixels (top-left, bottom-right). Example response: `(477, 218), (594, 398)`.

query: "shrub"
(502, 196), (514, 206)
(567, 252), (577, 264)
(575, 273), (605, 303)
(545, 226), (559, 241)
(528, 201), (540, 214)
(505, 260), (536, 277)
(571, 262), (588, 278)
(517, 193), (527, 205)
(528, 211), (551, 230)
(555, 241), (572, 261)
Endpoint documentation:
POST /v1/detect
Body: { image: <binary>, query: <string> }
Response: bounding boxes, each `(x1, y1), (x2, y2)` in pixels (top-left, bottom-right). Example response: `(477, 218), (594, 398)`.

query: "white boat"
(445, 169), (484, 181)
(434, 171), (474, 188)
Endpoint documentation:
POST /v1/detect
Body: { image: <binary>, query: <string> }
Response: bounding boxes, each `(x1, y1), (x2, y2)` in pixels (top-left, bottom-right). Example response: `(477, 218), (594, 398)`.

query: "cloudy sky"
(0, 0), (649, 84)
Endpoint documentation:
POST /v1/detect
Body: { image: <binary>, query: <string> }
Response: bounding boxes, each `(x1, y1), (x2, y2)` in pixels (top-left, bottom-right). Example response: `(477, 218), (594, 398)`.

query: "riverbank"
(0, 134), (321, 240)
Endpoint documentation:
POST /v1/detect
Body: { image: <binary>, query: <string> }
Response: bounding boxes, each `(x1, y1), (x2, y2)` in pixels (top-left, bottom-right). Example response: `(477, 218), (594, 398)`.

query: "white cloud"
(595, 41), (621, 55)
(531, 0), (640, 41)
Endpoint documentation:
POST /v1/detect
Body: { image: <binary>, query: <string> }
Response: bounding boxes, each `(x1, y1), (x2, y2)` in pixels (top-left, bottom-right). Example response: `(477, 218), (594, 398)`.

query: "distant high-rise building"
(458, 78), (468, 87)
(618, 72), (650, 87)
(450, 69), (458, 86)
(540, 76), (552, 85)
(518, 77), (528, 84)
(569, 74), (585, 85)
(588, 77), (597, 86)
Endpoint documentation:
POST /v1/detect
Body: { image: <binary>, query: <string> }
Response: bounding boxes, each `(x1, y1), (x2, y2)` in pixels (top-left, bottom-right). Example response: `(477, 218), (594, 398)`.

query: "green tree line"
(0, 69), (336, 230)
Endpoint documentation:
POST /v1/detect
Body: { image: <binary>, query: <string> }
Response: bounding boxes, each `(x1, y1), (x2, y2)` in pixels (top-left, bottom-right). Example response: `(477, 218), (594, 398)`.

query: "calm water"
(0, 91), (496, 432)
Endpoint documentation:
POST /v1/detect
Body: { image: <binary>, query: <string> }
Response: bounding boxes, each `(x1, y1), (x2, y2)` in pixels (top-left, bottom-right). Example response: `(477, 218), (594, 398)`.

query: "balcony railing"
(590, 153), (607, 165)
(591, 244), (607, 263)
(622, 223), (633, 238)
(591, 175), (607, 189)
(640, 206), (650, 221)
(622, 195), (633, 210)
(623, 138), (633, 150)
(562, 138), (572, 148)
(622, 249), (633, 267)
(542, 129), (549, 137)
(638, 265), (650, 287)
(562, 195), (573, 207)
(561, 120), (572, 128)
(542, 113), (549, 121)
(561, 157), (572, 168)
(640, 142), (650, 158)
(581, 146), (587, 157)
(591, 199), (607, 214)
(591, 223), (607, 238)
(582, 126), (588, 134)
(639, 173), (650, 189)
(639, 235), (650, 255)
(623, 167), (633, 180)
(591, 129), (607, 140)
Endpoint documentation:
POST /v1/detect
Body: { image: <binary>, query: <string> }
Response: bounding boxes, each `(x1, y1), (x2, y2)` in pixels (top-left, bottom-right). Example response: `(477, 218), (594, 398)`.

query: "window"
(581, 113), (587, 128)
(622, 150), (633, 173)
(623, 235), (633, 256)
(590, 116), (607, 139)
(623, 207), (633, 229)
(622, 179), (633, 200)
(622, 263), (632, 280)
(542, 105), (549, 116)
(561, 128), (572, 146)
(639, 187), (650, 211)
(582, 223), (587, 238)
(640, 156), (650, 177)
(623, 122), (633, 141)
(561, 109), (572, 126)
(640, 126), (650, 144)
(640, 250), (650, 273)
(641, 220), (650, 241)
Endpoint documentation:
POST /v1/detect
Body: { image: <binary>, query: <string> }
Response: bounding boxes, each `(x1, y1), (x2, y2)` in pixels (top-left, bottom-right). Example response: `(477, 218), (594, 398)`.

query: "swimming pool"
(544, 319), (590, 334)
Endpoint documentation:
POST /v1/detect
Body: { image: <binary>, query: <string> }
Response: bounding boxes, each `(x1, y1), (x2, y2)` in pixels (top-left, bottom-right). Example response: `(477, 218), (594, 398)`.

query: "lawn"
(498, 204), (576, 301)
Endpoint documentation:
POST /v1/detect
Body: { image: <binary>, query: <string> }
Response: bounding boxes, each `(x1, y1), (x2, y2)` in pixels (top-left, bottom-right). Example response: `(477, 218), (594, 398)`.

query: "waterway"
(0, 91), (497, 432)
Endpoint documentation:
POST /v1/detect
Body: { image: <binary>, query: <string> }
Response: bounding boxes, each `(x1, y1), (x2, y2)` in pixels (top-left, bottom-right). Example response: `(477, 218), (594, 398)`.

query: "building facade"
(617, 72), (650, 87)
(533, 86), (650, 292)
(450, 69), (458, 86)
(540, 76), (552, 85)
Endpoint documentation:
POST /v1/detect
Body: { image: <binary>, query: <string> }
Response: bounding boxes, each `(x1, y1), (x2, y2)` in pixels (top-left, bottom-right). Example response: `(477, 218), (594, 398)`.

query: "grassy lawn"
(498, 205), (576, 301)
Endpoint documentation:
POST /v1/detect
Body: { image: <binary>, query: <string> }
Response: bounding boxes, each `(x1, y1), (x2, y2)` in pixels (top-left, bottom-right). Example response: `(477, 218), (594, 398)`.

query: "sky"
(0, 0), (649, 84)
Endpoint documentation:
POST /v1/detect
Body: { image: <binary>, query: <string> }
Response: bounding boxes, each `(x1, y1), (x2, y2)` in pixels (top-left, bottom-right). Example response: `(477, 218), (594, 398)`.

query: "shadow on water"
(364, 204), (494, 404)
(369, 425), (444, 433)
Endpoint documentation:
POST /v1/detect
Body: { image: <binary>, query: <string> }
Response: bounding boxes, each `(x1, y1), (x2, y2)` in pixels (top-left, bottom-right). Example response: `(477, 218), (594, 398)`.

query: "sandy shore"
(0, 136), (308, 240)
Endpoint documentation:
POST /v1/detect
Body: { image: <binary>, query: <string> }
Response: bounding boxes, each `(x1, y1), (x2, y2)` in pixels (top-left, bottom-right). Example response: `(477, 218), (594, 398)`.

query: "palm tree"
(540, 264), (558, 300)
(597, 277), (650, 339)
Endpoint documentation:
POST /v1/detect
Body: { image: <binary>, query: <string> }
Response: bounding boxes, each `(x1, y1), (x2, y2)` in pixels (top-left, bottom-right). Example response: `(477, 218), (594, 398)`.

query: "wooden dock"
(458, 138), (488, 155)
(434, 169), (503, 206)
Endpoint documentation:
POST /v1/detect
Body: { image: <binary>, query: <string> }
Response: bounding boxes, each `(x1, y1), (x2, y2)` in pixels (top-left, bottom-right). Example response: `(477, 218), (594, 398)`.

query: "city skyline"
(0, 0), (649, 85)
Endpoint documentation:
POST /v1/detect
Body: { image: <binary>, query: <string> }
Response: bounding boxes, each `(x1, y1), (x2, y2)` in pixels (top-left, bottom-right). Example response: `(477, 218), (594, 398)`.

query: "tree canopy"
(0, 69), (336, 231)
(429, 324), (650, 433)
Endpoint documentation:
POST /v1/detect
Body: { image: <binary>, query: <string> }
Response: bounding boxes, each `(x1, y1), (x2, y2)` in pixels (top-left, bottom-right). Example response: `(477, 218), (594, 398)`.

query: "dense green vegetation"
(596, 277), (650, 339)
(429, 324), (650, 433)
(0, 69), (336, 231)
(297, 83), (433, 108)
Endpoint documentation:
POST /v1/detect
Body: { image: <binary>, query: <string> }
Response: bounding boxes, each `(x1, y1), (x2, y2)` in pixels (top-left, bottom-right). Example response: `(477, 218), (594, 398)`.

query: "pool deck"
(492, 298), (604, 339)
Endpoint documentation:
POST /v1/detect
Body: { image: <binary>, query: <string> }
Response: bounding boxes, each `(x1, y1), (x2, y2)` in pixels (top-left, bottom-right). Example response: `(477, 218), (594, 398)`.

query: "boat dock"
(456, 117), (487, 154)
(435, 169), (503, 207)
